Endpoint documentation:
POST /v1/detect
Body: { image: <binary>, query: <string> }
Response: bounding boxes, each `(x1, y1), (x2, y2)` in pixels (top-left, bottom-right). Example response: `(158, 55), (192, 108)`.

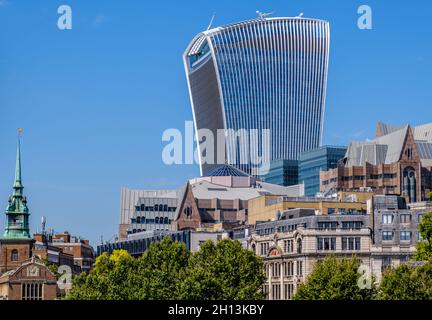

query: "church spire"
(13, 129), (23, 194)
(3, 129), (31, 239)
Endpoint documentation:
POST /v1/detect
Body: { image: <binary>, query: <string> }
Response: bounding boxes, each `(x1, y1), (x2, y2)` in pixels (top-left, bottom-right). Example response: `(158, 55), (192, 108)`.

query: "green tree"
(293, 256), (376, 300)
(66, 249), (139, 300)
(377, 262), (432, 300)
(133, 236), (190, 299)
(180, 239), (265, 300)
(415, 212), (432, 261)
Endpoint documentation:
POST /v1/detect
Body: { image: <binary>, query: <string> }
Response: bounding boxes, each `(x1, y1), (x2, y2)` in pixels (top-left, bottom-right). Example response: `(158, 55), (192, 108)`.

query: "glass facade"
(263, 159), (299, 186)
(299, 146), (347, 196)
(184, 17), (330, 176)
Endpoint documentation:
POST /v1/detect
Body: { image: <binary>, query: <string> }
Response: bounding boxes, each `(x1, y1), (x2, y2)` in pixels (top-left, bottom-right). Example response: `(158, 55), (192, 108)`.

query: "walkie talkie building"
(183, 17), (330, 176)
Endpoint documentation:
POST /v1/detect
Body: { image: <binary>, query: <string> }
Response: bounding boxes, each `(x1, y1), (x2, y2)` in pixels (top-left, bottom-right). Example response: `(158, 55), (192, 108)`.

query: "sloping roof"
(207, 164), (249, 177)
(189, 180), (304, 201)
(346, 127), (409, 166)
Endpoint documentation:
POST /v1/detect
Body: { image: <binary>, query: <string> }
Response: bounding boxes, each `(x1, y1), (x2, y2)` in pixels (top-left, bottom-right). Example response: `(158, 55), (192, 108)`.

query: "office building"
(119, 188), (183, 240)
(299, 146), (347, 196)
(263, 159), (299, 187)
(369, 195), (430, 282)
(183, 16), (330, 176)
(251, 209), (372, 300)
(320, 123), (432, 202)
(247, 190), (372, 226)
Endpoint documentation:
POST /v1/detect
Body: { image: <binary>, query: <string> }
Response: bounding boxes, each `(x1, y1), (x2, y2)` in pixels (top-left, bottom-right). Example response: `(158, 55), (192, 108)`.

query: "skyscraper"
(183, 16), (330, 176)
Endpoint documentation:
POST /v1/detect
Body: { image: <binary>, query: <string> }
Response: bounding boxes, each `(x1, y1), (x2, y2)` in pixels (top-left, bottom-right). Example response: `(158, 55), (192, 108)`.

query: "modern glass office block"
(299, 146), (347, 196)
(184, 17), (330, 176)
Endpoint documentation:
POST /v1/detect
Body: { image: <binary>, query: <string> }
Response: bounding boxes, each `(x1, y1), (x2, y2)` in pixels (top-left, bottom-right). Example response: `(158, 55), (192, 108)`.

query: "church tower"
(0, 130), (33, 273)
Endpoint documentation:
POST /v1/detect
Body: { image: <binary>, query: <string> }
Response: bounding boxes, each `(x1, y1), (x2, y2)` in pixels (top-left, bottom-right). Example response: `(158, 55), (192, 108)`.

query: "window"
(400, 214), (411, 224)
(284, 284), (294, 300)
(400, 231), (411, 241)
(284, 240), (293, 253)
(327, 208), (336, 215)
(296, 261), (303, 276)
(260, 242), (270, 256)
(263, 285), (269, 300)
(342, 221), (363, 230)
(297, 239), (302, 254)
(342, 237), (361, 251)
(382, 214), (394, 224)
(382, 257), (392, 271)
(272, 263), (281, 278)
(11, 249), (18, 262)
(317, 222), (338, 230)
(284, 261), (294, 277)
(22, 283), (43, 300)
(317, 237), (336, 251)
(272, 284), (281, 300)
(382, 231), (394, 241)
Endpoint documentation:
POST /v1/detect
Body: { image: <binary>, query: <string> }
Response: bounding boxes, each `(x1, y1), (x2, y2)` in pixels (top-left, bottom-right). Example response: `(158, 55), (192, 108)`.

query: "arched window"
(136, 216), (141, 224)
(159, 205), (163, 211)
(297, 239), (302, 254)
(164, 217), (169, 224)
(11, 249), (18, 262)
(155, 217), (160, 224)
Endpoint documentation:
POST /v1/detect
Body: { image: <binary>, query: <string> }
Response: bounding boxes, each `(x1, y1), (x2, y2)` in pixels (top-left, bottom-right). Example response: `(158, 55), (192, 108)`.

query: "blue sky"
(0, 0), (431, 246)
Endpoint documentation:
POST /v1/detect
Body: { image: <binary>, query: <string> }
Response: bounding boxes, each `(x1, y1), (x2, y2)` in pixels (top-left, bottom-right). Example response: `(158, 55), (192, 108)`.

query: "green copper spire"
(3, 129), (31, 239)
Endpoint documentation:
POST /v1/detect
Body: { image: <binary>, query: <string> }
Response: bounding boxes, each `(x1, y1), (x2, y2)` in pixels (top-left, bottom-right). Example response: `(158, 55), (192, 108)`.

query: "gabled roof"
(346, 126), (409, 166)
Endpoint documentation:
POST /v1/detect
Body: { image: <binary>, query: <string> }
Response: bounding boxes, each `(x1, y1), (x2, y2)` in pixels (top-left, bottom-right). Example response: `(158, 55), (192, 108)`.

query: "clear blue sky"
(0, 0), (431, 246)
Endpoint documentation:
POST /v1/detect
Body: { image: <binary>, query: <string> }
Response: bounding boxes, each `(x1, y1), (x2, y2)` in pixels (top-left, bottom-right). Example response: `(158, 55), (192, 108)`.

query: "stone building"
(320, 123), (432, 203)
(250, 210), (372, 300)
(0, 257), (57, 300)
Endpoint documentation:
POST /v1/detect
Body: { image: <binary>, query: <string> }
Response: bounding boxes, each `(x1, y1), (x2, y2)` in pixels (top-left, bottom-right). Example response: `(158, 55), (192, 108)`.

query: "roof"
(346, 127), (409, 166)
(207, 164), (249, 177)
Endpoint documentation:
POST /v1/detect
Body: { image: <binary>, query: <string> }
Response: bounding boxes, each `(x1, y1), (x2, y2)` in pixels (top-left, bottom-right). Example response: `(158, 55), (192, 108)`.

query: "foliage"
(179, 239), (265, 300)
(66, 237), (265, 300)
(293, 256), (376, 300)
(415, 212), (432, 261)
(377, 261), (432, 300)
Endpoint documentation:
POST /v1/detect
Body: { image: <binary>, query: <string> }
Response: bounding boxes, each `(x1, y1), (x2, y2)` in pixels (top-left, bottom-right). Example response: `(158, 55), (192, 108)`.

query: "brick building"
(320, 123), (432, 203)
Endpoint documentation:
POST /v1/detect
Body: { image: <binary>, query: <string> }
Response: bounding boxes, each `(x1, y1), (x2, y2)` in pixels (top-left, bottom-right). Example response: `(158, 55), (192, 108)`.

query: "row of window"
(266, 261), (303, 278)
(382, 231), (415, 241)
(381, 213), (419, 224)
(132, 217), (172, 225)
(264, 283), (295, 300)
(317, 221), (363, 230)
(317, 237), (361, 251)
(135, 204), (176, 212)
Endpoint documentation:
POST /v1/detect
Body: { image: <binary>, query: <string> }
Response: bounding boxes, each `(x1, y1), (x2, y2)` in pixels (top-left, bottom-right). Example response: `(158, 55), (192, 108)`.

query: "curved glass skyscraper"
(183, 17), (330, 176)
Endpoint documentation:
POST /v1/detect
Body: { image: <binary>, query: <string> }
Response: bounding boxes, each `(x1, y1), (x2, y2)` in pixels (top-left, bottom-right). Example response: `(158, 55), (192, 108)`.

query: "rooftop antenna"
(256, 10), (275, 20)
(207, 13), (216, 30)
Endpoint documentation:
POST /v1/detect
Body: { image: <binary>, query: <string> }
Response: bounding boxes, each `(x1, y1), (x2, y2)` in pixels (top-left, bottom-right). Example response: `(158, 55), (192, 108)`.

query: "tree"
(133, 236), (190, 299)
(377, 262), (432, 300)
(426, 192), (432, 202)
(180, 239), (265, 300)
(415, 212), (432, 261)
(66, 249), (139, 300)
(66, 237), (265, 300)
(293, 256), (376, 300)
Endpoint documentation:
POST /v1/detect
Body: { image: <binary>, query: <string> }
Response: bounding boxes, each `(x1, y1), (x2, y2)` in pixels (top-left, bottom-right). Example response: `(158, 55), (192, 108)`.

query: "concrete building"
(247, 191), (372, 226)
(119, 188), (183, 241)
(320, 123), (432, 203)
(184, 16), (330, 176)
(299, 146), (347, 196)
